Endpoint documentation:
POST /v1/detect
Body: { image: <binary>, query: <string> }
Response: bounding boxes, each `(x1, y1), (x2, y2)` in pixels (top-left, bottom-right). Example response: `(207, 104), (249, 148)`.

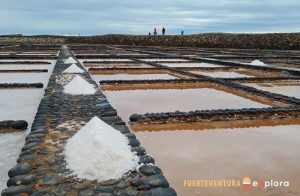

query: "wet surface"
(103, 88), (268, 123)
(84, 63), (153, 68)
(191, 71), (253, 78)
(243, 83), (300, 99)
(92, 73), (178, 82)
(0, 89), (46, 127)
(161, 62), (227, 68)
(141, 58), (189, 62)
(136, 124), (300, 196)
(0, 132), (26, 191)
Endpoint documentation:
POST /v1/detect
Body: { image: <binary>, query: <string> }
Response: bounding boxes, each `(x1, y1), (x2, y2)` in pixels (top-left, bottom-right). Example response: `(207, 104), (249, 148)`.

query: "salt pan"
(63, 117), (139, 181)
(63, 64), (84, 73)
(63, 75), (96, 95)
(64, 57), (77, 64)
(249, 60), (265, 66)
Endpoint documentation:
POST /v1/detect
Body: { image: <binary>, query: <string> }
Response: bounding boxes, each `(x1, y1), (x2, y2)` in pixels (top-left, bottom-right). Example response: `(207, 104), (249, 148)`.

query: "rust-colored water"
(136, 124), (300, 196)
(103, 88), (268, 124)
(91, 73), (178, 82)
(191, 71), (253, 78)
(244, 83), (300, 99)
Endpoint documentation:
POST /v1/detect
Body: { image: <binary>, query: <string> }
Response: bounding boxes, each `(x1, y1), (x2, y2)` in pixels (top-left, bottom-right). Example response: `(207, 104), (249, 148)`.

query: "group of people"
(148, 27), (184, 36)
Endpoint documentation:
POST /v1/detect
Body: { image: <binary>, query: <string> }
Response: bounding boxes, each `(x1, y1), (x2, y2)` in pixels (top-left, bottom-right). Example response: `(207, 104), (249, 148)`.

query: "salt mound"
(250, 60), (265, 66)
(64, 57), (77, 64)
(63, 117), (139, 181)
(63, 75), (96, 95)
(63, 64), (84, 73)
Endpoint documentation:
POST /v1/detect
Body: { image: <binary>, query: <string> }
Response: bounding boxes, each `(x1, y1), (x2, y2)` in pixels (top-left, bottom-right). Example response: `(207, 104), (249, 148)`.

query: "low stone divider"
(0, 120), (28, 133)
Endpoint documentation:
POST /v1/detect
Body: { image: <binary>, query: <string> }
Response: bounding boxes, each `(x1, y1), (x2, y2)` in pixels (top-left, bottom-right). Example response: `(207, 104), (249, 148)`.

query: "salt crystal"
(63, 75), (96, 95)
(64, 57), (77, 64)
(250, 60), (265, 66)
(63, 117), (139, 181)
(63, 64), (84, 73)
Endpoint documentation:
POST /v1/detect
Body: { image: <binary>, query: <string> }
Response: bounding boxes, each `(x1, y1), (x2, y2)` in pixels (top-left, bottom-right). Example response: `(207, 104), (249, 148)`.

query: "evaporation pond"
(0, 73), (50, 86)
(244, 84), (300, 99)
(191, 71), (253, 78)
(136, 125), (300, 196)
(161, 62), (226, 68)
(0, 89), (45, 127)
(0, 132), (26, 191)
(104, 88), (268, 122)
(91, 74), (178, 82)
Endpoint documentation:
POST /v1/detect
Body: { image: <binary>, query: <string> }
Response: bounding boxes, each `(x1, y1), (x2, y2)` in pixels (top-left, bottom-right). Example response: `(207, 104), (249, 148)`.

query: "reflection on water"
(136, 125), (300, 196)
(243, 83), (300, 99)
(91, 73), (178, 82)
(191, 71), (253, 78)
(103, 88), (268, 123)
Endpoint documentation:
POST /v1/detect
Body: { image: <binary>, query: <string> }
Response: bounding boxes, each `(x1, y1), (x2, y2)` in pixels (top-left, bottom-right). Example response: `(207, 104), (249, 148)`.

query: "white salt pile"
(63, 64), (84, 74)
(63, 75), (96, 95)
(249, 60), (265, 66)
(63, 117), (139, 181)
(64, 57), (77, 64)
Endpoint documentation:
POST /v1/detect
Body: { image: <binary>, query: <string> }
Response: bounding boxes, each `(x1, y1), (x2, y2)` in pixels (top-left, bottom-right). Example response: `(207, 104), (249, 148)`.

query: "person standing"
(162, 27), (166, 35)
(181, 30), (184, 35)
(153, 28), (157, 36)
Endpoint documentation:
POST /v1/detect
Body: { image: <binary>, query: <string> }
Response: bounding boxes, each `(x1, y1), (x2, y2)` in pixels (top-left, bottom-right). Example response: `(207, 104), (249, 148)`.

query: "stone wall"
(1, 33), (299, 50)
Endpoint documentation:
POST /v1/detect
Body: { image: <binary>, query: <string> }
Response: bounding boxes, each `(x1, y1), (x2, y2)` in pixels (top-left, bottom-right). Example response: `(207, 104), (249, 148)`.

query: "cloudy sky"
(0, 0), (299, 35)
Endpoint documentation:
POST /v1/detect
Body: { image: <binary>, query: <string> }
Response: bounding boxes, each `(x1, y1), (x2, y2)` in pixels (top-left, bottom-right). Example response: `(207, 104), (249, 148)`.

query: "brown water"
(103, 88), (268, 124)
(191, 71), (253, 78)
(84, 63), (153, 68)
(161, 63), (226, 68)
(92, 73), (178, 82)
(244, 83), (300, 99)
(136, 125), (300, 196)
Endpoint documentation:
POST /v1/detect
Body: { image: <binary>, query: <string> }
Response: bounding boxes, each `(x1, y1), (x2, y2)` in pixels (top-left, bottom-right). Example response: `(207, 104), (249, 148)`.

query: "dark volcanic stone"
(139, 165), (162, 176)
(10, 120), (28, 129)
(139, 155), (155, 164)
(142, 188), (177, 196)
(80, 189), (95, 196)
(17, 154), (39, 163)
(8, 163), (32, 178)
(7, 174), (36, 186)
(131, 176), (142, 187)
(55, 185), (70, 196)
(128, 138), (140, 147)
(32, 188), (51, 196)
(144, 174), (169, 188)
(41, 174), (61, 185)
(1, 185), (33, 196)
(131, 146), (146, 156)
(129, 114), (141, 122)
(22, 142), (40, 151)
(95, 186), (114, 193)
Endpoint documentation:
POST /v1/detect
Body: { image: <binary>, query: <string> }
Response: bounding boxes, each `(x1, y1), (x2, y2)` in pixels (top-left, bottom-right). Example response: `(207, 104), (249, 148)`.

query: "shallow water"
(92, 74), (178, 82)
(103, 88), (268, 123)
(0, 132), (26, 191)
(0, 64), (52, 70)
(244, 84), (300, 99)
(0, 61), (54, 191)
(141, 59), (188, 62)
(191, 71), (253, 78)
(84, 63), (153, 68)
(161, 62), (226, 68)
(136, 125), (300, 196)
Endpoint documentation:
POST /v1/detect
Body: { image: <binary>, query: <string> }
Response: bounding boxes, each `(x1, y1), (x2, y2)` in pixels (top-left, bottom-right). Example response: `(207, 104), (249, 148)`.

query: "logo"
(242, 177), (251, 189)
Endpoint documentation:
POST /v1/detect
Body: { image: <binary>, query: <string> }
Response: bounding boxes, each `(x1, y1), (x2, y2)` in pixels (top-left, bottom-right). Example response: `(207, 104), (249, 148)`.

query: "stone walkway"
(1, 46), (176, 196)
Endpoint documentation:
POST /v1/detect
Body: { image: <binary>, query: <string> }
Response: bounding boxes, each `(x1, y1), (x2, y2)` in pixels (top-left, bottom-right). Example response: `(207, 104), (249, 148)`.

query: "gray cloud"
(0, 0), (299, 35)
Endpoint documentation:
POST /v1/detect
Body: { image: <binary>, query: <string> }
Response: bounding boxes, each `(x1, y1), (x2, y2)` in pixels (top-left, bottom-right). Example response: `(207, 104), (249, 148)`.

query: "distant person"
(162, 27), (166, 35)
(154, 28), (157, 36)
(149, 32), (151, 36)
(181, 30), (184, 35)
